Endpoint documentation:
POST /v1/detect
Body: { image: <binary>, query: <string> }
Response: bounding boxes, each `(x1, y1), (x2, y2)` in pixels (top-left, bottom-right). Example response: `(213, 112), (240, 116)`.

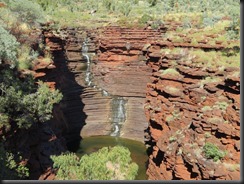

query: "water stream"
(82, 41), (92, 87)
(110, 97), (127, 136)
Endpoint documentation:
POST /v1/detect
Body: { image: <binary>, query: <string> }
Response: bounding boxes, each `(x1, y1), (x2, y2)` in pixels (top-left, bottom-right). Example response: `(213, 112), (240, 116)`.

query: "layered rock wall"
(60, 27), (114, 138)
(144, 39), (240, 180)
(45, 26), (165, 143)
(92, 26), (165, 141)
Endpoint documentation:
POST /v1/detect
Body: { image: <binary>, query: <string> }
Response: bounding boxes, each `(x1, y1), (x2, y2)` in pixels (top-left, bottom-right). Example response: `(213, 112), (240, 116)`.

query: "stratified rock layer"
(92, 26), (164, 142)
(42, 26), (161, 143)
(144, 38), (240, 180)
(61, 28), (113, 138)
(42, 27), (114, 140)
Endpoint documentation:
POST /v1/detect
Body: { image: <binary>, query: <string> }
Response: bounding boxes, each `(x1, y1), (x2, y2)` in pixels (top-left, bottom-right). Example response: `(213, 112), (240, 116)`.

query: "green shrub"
(0, 25), (19, 67)
(118, 2), (132, 17)
(169, 0), (175, 9)
(0, 143), (29, 179)
(0, 4), (18, 30)
(203, 142), (226, 162)
(225, 1), (240, 39)
(0, 113), (10, 130)
(160, 68), (180, 76)
(151, 19), (164, 29)
(132, 0), (139, 5)
(51, 146), (139, 180)
(226, 13), (240, 40)
(0, 69), (35, 93)
(139, 14), (153, 24)
(33, 0), (57, 11)
(0, 76), (62, 129)
(17, 46), (38, 70)
(102, 0), (113, 11)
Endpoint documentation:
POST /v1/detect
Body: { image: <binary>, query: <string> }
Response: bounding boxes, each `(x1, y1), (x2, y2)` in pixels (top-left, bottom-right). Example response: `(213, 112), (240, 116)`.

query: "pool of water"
(75, 136), (148, 180)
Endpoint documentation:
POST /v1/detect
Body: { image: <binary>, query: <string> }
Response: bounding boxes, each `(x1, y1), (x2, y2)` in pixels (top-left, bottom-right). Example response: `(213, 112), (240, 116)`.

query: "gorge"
(0, 0), (240, 181)
(26, 21), (240, 180)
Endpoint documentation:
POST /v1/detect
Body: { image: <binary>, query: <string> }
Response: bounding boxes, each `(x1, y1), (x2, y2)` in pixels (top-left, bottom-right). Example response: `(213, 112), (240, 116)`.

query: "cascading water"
(82, 40), (92, 87)
(110, 97), (127, 136)
(102, 89), (109, 96)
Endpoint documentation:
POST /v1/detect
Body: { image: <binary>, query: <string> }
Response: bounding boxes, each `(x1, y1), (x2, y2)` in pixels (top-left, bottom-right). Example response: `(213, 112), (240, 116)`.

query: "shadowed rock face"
(143, 37), (240, 180)
(58, 28), (114, 138)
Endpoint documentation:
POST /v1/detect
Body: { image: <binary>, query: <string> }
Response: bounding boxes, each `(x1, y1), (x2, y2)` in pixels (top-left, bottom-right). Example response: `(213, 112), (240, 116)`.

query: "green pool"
(75, 136), (148, 180)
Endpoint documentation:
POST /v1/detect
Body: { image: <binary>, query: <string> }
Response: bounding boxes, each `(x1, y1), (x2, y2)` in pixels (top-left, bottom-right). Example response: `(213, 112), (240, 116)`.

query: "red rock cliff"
(144, 36), (240, 180)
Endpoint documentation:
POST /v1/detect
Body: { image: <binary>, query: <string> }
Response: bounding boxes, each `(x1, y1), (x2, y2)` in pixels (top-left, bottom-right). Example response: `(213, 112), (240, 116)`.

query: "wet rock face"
(144, 41), (240, 180)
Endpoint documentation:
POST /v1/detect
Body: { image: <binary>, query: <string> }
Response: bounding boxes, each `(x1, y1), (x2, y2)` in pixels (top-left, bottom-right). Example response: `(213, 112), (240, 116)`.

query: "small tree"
(0, 80), (62, 129)
(0, 25), (19, 67)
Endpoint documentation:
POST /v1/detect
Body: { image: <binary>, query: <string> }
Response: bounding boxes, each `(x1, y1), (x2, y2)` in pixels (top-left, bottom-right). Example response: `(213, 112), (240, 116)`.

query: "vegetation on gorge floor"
(51, 146), (138, 180)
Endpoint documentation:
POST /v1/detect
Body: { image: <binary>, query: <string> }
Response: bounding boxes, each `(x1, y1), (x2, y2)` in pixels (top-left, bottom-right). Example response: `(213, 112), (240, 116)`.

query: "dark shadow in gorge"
(143, 126), (155, 178)
(42, 45), (87, 153)
(54, 49), (87, 152)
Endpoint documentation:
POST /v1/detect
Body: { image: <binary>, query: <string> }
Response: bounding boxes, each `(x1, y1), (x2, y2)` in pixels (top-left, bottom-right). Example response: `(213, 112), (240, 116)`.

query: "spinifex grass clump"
(203, 142), (227, 162)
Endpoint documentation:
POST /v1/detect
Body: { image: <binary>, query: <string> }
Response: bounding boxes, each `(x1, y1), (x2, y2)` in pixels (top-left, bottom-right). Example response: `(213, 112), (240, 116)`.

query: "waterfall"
(110, 97), (126, 136)
(81, 40), (112, 95)
(102, 89), (109, 96)
(82, 41), (92, 87)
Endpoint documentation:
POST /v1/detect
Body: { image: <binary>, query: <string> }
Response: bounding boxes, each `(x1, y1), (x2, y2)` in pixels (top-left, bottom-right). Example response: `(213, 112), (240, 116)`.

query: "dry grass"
(189, 50), (240, 69)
